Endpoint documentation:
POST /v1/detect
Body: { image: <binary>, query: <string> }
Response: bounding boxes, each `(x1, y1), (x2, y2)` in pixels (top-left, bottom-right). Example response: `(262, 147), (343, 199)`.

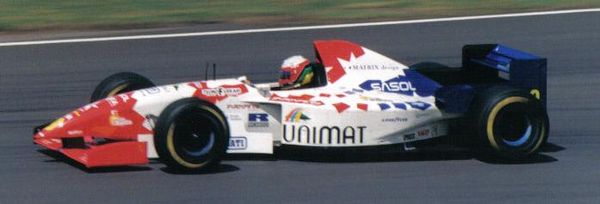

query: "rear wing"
(462, 44), (547, 108)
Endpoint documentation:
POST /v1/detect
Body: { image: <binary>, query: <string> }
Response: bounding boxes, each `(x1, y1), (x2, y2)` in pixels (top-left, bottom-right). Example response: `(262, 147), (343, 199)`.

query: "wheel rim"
(501, 120), (532, 147)
(173, 110), (217, 159)
(493, 103), (535, 147)
(107, 83), (129, 97)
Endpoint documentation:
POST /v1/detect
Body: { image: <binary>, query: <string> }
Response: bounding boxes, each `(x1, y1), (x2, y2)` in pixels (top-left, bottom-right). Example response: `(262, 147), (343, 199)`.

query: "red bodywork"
(33, 82), (250, 168)
(33, 92), (151, 167)
(33, 40), (362, 168)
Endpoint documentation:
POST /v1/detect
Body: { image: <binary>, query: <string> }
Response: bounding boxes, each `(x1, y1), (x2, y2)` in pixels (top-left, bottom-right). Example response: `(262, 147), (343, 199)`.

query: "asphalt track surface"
(1, 12), (600, 204)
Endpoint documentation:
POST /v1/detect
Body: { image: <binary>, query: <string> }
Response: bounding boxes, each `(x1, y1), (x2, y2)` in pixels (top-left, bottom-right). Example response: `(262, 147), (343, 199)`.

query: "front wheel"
(470, 86), (549, 159)
(90, 72), (155, 102)
(154, 98), (229, 172)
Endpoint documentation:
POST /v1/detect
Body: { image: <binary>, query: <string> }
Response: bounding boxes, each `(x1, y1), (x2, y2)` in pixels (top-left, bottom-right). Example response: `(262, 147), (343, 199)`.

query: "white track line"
(1, 8), (600, 47)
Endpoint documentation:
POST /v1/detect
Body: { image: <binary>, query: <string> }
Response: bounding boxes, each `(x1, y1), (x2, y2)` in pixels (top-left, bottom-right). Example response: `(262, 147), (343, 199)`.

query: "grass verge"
(0, 0), (599, 31)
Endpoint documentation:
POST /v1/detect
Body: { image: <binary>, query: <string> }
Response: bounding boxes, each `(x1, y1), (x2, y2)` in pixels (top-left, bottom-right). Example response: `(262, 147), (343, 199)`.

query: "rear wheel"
(470, 86), (549, 159)
(90, 72), (154, 102)
(154, 98), (229, 172)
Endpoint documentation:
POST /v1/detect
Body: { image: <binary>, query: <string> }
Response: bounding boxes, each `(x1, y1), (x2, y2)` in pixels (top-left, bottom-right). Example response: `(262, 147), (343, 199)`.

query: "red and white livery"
(33, 40), (550, 171)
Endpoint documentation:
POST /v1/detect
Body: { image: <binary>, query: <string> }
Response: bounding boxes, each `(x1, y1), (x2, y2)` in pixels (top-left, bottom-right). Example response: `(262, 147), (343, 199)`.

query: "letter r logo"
(249, 113), (269, 122)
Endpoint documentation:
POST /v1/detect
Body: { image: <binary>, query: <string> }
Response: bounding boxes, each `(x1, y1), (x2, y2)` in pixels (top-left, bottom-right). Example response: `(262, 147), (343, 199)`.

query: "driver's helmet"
(278, 55), (314, 88)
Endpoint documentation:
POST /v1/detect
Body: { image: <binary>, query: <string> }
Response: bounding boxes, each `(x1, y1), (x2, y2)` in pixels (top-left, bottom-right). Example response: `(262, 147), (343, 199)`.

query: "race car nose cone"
(38, 118), (67, 137)
(32, 123), (65, 151)
(33, 132), (44, 140)
(32, 116), (86, 141)
(33, 121), (50, 134)
(33, 126), (62, 140)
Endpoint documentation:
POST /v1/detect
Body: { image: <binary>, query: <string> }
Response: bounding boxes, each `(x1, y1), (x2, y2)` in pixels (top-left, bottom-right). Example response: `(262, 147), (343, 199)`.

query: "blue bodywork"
(434, 44), (547, 113)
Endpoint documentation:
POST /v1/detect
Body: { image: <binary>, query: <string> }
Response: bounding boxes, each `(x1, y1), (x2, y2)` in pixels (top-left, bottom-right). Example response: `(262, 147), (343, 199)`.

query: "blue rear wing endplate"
(462, 44), (547, 108)
(471, 45), (542, 73)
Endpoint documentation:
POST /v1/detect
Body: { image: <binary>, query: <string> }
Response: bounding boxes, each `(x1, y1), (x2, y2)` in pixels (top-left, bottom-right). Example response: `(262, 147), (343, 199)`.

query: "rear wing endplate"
(462, 44), (547, 108)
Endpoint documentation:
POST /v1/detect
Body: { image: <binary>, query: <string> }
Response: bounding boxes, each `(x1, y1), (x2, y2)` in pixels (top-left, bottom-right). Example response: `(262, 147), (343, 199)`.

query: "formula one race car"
(33, 40), (549, 171)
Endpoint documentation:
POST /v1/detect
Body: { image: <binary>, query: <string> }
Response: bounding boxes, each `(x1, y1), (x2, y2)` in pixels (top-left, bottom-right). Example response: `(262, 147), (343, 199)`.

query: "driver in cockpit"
(278, 55), (316, 90)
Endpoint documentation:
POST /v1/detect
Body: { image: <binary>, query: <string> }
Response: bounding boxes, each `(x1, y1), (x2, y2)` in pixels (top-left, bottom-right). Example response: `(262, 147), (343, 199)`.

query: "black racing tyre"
(470, 86), (549, 159)
(154, 98), (229, 172)
(90, 72), (155, 102)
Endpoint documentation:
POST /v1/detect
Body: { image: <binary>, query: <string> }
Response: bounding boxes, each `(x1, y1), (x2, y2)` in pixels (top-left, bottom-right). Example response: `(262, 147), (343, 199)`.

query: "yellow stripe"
(107, 83), (129, 97)
(486, 96), (528, 150)
(44, 118), (65, 131)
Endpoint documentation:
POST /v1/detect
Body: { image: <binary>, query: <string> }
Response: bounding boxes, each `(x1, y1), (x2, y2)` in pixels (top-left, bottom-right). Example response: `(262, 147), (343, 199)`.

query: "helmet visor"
(280, 70), (291, 80)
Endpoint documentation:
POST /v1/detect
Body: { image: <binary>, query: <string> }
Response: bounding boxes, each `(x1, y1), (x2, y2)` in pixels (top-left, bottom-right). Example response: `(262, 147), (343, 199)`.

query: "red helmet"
(278, 55), (310, 87)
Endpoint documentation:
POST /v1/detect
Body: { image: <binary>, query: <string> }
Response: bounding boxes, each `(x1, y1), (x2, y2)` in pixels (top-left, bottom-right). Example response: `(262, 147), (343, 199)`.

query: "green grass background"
(0, 0), (599, 31)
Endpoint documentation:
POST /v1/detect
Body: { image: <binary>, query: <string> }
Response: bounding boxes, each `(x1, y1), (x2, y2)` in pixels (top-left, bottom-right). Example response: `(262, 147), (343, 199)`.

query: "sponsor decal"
(417, 129), (430, 137)
(359, 95), (393, 102)
(227, 113), (242, 121)
(283, 125), (366, 145)
(415, 112), (433, 118)
(360, 76), (416, 95)
(417, 126), (439, 137)
(67, 130), (83, 136)
(138, 86), (179, 97)
(403, 133), (416, 141)
(201, 87), (242, 97)
(381, 117), (408, 123)
(248, 113), (269, 128)
(344, 64), (402, 71)
(285, 108), (310, 122)
(359, 70), (440, 97)
(351, 88), (364, 93)
(145, 87), (161, 94)
(109, 110), (133, 126)
(530, 89), (541, 100)
(270, 96), (324, 106)
(226, 104), (260, 109)
(228, 137), (247, 150)
(193, 84), (249, 104)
